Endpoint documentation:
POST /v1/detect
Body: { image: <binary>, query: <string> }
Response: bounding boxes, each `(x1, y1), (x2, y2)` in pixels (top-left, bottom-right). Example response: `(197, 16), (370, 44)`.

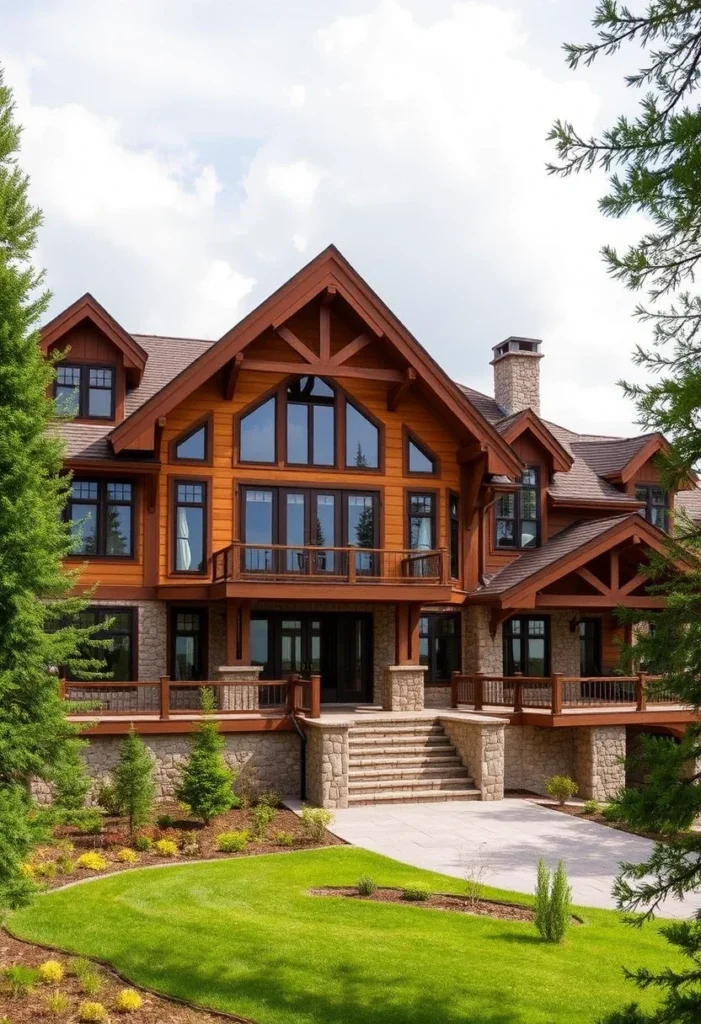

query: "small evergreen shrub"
(216, 830), (250, 852)
(583, 799), (601, 815)
(401, 883), (431, 902)
(95, 781), (122, 816)
(132, 833), (153, 852)
(257, 789), (281, 808)
(357, 876), (377, 896)
(603, 802), (623, 822)
(114, 988), (143, 1013)
(72, 809), (104, 835)
(38, 960), (64, 984)
(46, 990), (70, 1015)
(34, 860), (58, 879)
(154, 839), (178, 857)
(77, 1001), (108, 1022)
(52, 738), (91, 811)
(275, 830), (294, 847)
(299, 807), (333, 841)
(76, 852), (108, 872)
(175, 688), (236, 823)
(113, 727), (155, 836)
(79, 971), (102, 996)
(251, 803), (277, 837)
(18, 860), (35, 878)
(156, 813), (173, 828)
(56, 854), (75, 875)
(534, 858), (572, 943)
(3, 964), (40, 997)
(116, 848), (139, 864)
(544, 775), (579, 806)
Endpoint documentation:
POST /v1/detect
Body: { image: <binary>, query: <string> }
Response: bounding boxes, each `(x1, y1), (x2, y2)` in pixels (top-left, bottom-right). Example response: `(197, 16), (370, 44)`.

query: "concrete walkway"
(325, 798), (701, 918)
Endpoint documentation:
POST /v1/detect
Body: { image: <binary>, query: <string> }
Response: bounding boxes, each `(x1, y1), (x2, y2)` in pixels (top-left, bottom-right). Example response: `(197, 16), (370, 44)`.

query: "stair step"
(350, 766), (471, 782)
(349, 754), (463, 768)
(349, 724), (444, 737)
(349, 775), (473, 792)
(349, 735), (451, 748)
(348, 788), (481, 805)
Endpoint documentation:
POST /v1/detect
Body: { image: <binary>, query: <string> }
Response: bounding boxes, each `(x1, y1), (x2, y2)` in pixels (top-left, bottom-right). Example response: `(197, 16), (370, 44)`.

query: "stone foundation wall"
(550, 612), (580, 676)
(77, 732), (300, 801)
(504, 725), (575, 794)
(574, 725), (626, 801)
(303, 721), (349, 808)
(441, 715), (505, 800)
(425, 686), (452, 708)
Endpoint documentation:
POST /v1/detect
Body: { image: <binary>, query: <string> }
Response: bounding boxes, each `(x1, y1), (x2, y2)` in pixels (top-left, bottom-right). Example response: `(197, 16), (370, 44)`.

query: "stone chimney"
(491, 336), (543, 416)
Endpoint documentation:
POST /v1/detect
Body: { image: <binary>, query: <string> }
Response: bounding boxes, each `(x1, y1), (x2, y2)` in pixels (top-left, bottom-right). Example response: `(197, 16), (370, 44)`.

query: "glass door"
(170, 608), (206, 680)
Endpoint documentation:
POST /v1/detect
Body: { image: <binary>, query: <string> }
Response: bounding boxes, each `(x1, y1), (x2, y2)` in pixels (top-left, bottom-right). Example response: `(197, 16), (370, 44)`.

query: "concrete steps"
(347, 718), (479, 805)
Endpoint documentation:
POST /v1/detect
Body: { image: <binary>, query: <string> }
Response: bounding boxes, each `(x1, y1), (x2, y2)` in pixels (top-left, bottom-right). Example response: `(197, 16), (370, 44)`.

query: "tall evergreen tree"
(0, 66), (98, 908)
(549, 4), (701, 1020)
(113, 728), (155, 836)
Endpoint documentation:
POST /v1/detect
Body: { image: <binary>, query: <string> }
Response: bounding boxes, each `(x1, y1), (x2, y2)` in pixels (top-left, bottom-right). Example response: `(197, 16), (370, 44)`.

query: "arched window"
(286, 376), (335, 466)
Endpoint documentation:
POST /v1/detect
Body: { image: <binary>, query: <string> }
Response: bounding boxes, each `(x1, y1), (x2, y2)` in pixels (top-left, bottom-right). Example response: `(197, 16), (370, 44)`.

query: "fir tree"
(51, 738), (91, 812)
(176, 688), (235, 824)
(113, 727), (155, 836)
(550, 5), (701, 1019)
(0, 66), (99, 908)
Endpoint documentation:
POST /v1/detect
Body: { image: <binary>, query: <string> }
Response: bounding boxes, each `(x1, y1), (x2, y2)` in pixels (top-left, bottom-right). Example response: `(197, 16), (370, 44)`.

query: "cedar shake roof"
(456, 384), (505, 424)
(676, 488), (701, 523)
(571, 434), (659, 479)
(477, 513), (638, 596)
(544, 422), (641, 506)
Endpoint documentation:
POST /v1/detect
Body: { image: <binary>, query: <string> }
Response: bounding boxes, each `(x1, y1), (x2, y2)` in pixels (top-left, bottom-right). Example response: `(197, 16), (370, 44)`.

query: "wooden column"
(240, 600), (251, 665)
(395, 603), (421, 665)
(225, 599), (237, 665)
(408, 602), (421, 663)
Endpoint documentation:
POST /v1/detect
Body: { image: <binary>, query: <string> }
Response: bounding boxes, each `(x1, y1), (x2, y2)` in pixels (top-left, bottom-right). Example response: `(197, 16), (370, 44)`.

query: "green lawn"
(8, 847), (679, 1024)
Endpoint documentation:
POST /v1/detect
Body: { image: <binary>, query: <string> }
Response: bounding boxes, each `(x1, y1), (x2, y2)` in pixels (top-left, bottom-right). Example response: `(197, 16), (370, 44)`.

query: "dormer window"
(55, 364), (114, 420)
(635, 484), (668, 531)
(495, 467), (540, 549)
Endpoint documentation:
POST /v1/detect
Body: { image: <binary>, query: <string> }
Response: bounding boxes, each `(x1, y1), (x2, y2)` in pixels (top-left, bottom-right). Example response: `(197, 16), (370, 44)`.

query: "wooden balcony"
(209, 542), (457, 602)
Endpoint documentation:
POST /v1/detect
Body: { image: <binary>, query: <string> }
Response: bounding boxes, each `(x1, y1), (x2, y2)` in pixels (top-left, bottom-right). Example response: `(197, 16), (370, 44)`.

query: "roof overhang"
(498, 409), (573, 474)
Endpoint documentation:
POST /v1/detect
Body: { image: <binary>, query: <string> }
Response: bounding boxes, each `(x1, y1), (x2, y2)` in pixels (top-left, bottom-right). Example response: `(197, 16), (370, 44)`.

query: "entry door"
(335, 615), (372, 703)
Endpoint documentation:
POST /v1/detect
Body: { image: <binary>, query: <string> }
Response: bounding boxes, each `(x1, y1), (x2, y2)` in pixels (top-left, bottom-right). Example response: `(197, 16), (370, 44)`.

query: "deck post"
(159, 676), (170, 721)
(474, 672), (484, 711)
(636, 672), (648, 712)
(451, 670), (460, 708)
(551, 673), (563, 715)
(439, 547), (450, 584)
(513, 675), (524, 713)
(309, 674), (321, 719)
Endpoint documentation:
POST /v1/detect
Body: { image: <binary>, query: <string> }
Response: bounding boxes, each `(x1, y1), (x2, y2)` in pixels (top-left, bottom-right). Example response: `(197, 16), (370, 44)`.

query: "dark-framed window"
(579, 617), (602, 676)
(286, 376), (335, 466)
(55, 364), (115, 420)
(173, 480), (207, 573)
(449, 492), (460, 579)
(406, 431), (437, 475)
(74, 607), (135, 681)
(420, 613), (461, 683)
(407, 492), (436, 550)
(503, 616), (549, 676)
(172, 417), (210, 463)
(635, 484), (668, 531)
(67, 480), (134, 557)
(171, 608), (206, 680)
(240, 396), (277, 464)
(345, 400), (379, 469)
(495, 466), (540, 549)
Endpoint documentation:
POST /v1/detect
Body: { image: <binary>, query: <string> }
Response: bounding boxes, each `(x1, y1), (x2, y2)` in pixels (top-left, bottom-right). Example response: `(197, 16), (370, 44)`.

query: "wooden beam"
(239, 358), (403, 382)
(319, 305), (331, 361)
(154, 416), (166, 461)
(611, 549), (619, 592)
(457, 440), (489, 465)
(387, 368), (416, 411)
(490, 607), (512, 637)
(276, 326), (319, 364)
(330, 332), (372, 366)
(619, 572), (648, 597)
(535, 594), (665, 608)
(575, 566), (610, 596)
(224, 352), (244, 400)
(321, 285), (337, 306)
(396, 604), (410, 665)
(226, 599), (237, 665)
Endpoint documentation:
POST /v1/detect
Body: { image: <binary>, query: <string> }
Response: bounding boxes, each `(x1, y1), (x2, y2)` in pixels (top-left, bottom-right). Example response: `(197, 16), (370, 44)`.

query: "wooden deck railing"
(212, 542), (451, 585)
(450, 672), (678, 714)
(63, 674), (322, 721)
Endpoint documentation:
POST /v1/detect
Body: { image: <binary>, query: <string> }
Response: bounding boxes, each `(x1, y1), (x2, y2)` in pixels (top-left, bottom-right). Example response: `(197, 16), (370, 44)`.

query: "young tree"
(113, 728), (155, 836)
(51, 738), (91, 811)
(176, 688), (235, 824)
(0, 66), (99, 908)
(550, 4), (701, 1019)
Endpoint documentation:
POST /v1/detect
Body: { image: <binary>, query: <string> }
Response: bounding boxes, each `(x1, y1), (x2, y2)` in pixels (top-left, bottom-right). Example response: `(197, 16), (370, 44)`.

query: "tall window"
(345, 402), (379, 469)
(408, 493), (436, 550)
(503, 616), (549, 676)
(635, 484), (668, 530)
(420, 614), (460, 683)
(579, 618), (602, 676)
(449, 493), (460, 579)
(173, 481), (207, 573)
(74, 607), (134, 681)
(171, 609), (205, 680)
(55, 365), (114, 419)
(67, 480), (134, 557)
(240, 396), (276, 463)
(495, 467), (540, 549)
(286, 377), (335, 466)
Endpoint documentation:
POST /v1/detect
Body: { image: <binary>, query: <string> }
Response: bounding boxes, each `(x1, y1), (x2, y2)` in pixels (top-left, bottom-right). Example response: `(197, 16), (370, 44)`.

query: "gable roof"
(573, 433), (668, 484)
(106, 246), (522, 476)
(495, 408), (573, 474)
(41, 293), (148, 386)
(544, 421), (644, 508)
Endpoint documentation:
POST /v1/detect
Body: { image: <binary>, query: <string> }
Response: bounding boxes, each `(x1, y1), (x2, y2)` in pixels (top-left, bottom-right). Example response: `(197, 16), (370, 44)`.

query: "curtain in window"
(177, 508), (191, 570)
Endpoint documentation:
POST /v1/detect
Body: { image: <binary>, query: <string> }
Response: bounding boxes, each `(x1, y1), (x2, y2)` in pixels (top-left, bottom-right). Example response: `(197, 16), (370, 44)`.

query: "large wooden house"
(45, 246), (700, 807)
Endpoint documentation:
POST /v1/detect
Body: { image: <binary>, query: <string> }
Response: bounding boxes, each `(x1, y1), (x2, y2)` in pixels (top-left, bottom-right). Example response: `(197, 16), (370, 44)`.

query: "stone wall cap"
(217, 666), (263, 673)
(438, 712), (510, 726)
(387, 665), (429, 673)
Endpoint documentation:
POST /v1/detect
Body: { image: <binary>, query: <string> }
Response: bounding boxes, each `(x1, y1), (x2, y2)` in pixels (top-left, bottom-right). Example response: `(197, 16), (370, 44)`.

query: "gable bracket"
(387, 368), (416, 412)
(276, 326), (319, 364)
(224, 352), (244, 401)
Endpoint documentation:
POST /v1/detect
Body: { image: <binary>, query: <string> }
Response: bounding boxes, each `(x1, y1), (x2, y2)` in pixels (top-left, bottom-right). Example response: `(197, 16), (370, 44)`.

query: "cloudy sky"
(2, 0), (652, 435)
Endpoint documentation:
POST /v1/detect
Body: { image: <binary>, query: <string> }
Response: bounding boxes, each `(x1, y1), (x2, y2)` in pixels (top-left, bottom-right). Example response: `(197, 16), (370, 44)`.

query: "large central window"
(237, 376), (380, 470)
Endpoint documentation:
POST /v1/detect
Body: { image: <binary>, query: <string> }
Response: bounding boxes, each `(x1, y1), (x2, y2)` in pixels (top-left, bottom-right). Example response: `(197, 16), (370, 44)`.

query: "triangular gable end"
(41, 293), (148, 386)
(107, 246), (522, 476)
(498, 409), (573, 474)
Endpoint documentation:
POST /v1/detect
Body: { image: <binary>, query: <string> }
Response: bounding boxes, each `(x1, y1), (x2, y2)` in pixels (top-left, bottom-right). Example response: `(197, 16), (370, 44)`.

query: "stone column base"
(440, 714), (506, 800)
(381, 665), (427, 711)
(302, 720), (350, 808)
(218, 665), (263, 711)
(574, 725), (626, 801)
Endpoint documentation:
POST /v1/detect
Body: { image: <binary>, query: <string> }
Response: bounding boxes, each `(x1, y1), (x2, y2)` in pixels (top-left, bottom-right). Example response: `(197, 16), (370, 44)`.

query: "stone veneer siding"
(303, 721), (349, 808)
(492, 351), (542, 416)
(88, 600), (167, 680)
(381, 665), (426, 711)
(574, 725), (626, 801)
(441, 715), (505, 800)
(504, 725), (575, 794)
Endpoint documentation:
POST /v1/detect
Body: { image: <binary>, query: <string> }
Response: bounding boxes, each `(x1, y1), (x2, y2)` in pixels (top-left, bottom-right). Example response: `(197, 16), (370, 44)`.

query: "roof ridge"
(132, 333), (214, 343)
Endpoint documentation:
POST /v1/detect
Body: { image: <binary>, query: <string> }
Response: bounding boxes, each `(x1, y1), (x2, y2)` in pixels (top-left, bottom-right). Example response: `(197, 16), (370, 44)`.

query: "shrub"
(38, 960), (64, 984)
(156, 813), (173, 829)
(132, 832), (153, 852)
(52, 738), (91, 811)
(401, 883), (431, 902)
(77, 1001), (108, 1022)
(603, 801), (623, 822)
(114, 988), (143, 1013)
(46, 990), (70, 1015)
(215, 830), (250, 852)
(69, 958), (93, 980)
(34, 860), (58, 879)
(113, 727), (155, 836)
(3, 964), (40, 997)
(56, 854), (75, 875)
(116, 848), (139, 864)
(54, 838), (75, 854)
(583, 799), (601, 816)
(257, 789), (281, 808)
(251, 803), (277, 837)
(18, 861), (35, 878)
(76, 852), (108, 872)
(275, 830), (294, 847)
(154, 839), (178, 857)
(357, 875), (377, 897)
(71, 809), (104, 835)
(534, 858), (572, 943)
(176, 688), (236, 823)
(79, 971), (102, 996)
(544, 775), (579, 806)
(95, 781), (122, 817)
(180, 830), (200, 857)
(299, 807), (334, 842)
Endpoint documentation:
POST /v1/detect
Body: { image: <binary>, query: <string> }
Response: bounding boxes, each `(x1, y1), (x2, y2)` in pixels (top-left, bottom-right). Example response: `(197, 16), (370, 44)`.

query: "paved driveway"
(326, 798), (701, 918)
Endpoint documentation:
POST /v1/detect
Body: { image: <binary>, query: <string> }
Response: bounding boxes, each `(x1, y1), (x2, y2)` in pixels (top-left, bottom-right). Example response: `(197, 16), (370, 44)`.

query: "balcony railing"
(62, 674), (322, 721)
(212, 542), (451, 585)
(450, 673), (681, 714)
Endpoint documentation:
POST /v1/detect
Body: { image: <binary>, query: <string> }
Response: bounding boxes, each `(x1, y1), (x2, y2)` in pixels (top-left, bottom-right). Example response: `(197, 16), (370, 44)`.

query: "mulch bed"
(34, 803), (344, 889)
(0, 930), (248, 1023)
(309, 886), (579, 924)
(543, 802), (686, 843)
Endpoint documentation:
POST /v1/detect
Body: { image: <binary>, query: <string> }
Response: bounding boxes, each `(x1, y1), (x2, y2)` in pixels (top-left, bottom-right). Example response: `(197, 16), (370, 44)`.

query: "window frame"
(405, 490), (438, 551)
(65, 478), (136, 560)
(169, 413), (213, 466)
(285, 377), (337, 468)
(420, 612), (462, 685)
(634, 483), (669, 531)
(68, 606), (136, 681)
(448, 490), (460, 580)
(171, 478), (209, 576)
(404, 427), (439, 477)
(494, 466), (541, 550)
(502, 615), (550, 677)
(579, 617), (602, 677)
(169, 606), (208, 680)
(54, 362), (116, 422)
